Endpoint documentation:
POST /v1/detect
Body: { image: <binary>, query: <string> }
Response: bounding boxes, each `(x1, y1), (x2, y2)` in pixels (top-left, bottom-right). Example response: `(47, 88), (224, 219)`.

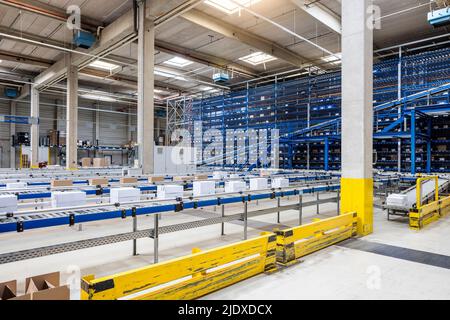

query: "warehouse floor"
(1, 193), (449, 300)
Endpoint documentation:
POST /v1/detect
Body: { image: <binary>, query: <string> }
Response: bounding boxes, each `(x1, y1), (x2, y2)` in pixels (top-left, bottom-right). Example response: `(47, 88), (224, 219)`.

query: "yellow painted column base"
(340, 178), (374, 236)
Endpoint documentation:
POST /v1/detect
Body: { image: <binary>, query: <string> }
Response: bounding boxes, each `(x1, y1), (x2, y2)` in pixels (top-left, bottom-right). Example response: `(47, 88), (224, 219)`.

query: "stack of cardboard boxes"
(0, 272), (70, 300)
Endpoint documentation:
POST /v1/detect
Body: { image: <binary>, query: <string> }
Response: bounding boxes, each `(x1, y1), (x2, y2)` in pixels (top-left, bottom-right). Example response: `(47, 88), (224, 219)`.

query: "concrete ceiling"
(0, 0), (448, 101)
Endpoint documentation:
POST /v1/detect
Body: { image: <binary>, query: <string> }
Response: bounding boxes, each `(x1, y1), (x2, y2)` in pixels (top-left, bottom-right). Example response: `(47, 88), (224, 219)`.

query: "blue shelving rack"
(192, 47), (450, 174)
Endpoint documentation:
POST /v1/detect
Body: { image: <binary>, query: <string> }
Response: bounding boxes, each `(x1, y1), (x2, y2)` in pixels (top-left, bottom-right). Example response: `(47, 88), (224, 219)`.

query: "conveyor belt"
(386, 178), (450, 211)
(0, 184), (340, 234)
(0, 175), (336, 201)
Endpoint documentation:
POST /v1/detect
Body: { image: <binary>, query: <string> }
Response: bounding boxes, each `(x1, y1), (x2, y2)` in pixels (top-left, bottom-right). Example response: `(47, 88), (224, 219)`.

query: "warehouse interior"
(0, 0), (449, 301)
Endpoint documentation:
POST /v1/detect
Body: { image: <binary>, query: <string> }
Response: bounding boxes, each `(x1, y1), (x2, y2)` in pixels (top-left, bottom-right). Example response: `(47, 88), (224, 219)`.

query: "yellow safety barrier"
(409, 195), (450, 230)
(275, 212), (358, 266)
(415, 176), (439, 210)
(81, 233), (277, 300)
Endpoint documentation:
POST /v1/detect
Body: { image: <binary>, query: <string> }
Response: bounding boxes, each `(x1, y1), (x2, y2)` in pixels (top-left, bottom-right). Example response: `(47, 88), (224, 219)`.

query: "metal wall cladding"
(98, 111), (128, 146)
(0, 102), (11, 168)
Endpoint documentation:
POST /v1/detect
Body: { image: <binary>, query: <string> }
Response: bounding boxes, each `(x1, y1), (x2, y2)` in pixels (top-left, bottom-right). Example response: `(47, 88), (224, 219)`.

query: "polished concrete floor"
(0, 192), (449, 300)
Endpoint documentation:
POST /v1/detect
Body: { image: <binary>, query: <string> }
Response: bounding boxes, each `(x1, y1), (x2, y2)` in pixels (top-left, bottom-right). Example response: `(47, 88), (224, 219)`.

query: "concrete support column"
(66, 54), (79, 170)
(30, 85), (39, 168)
(137, 1), (155, 174)
(10, 101), (16, 168)
(340, 0), (374, 236)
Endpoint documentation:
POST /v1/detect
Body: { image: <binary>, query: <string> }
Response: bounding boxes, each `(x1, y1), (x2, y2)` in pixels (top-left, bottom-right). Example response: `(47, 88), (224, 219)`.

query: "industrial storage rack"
(191, 47), (450, 174)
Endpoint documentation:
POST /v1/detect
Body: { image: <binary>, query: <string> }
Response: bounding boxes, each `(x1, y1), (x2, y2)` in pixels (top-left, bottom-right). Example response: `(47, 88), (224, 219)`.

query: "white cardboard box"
(157, 185), (184, 199)
(249, 178), (268, 191)
(213, 171), (227, 180)
(272, 178), (289, 189)
(193, 181), (216, 197)
(110, 187), (141, 204)
(51, 191), (86, 208)
(6, 182), (27, 190)
(225, 181), (247, 193)
(0, 195), (18, 213)
(386, 194), (409, 208)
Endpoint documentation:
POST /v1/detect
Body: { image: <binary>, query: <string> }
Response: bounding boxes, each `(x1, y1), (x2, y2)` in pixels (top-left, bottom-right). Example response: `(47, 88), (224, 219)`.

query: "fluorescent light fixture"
(204, 0), (262, 14)
(155, 70), (187, 81)
(321, 53), (342, 65)
(81, 94), (116, 102)
(200, 86), (219, 93)
(88, 60), (120, 71)
(164, 56), (193, 68)
(239, 51), (277, 66)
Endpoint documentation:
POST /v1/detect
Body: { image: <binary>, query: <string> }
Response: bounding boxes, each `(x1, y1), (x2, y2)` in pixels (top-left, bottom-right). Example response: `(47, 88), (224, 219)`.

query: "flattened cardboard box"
(51, 179), (73, 187)
(89, 178), (109, 186)
(195, 175), (209, 181)
(120, 177), (138, 184)
(148, 176), (165, 183)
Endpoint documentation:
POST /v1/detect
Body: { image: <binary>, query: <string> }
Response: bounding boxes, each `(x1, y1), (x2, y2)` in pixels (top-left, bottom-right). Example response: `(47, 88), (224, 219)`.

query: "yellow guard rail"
(276, 212), (358, 266)
(81, 232), (277, 300)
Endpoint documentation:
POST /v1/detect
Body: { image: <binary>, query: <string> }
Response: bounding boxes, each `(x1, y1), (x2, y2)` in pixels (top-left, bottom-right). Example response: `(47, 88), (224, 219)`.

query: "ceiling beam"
(181, 9), (310, 67)
(0, 0), (102, 32)
(0, 49), (54, 68)
(155, 39), (257, 77)
(34, 9), (137, 90)
(290, 0), (341, 34)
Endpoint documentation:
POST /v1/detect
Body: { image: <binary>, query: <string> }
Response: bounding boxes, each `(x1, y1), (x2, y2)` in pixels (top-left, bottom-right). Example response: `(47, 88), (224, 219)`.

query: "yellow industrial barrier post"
(276, 213), (358, 266)
(410, 176), (450, 230)
(81, 233), (277, 300)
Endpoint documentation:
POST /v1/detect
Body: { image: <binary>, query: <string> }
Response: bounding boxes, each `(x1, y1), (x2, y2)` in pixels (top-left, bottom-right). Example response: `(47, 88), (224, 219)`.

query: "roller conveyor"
(385, 178), (450, 214)
(0, 183), (340, 234)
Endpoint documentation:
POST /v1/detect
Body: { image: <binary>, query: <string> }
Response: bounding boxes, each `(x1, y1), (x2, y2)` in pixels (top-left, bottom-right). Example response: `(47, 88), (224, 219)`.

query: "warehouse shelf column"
(137, 1), (155, 174)
(340, 0), (374, 236)
(66, 53), (79, 171)
(30, 85), (39, 168)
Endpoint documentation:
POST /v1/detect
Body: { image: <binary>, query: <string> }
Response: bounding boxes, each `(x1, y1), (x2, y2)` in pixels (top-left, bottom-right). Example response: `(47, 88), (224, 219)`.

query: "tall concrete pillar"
(66, 54), (79, 170)
(340, 0), (374, 236)
(137, 1), (155, 173)
(10, 101), (16, 168)
(30, 85), (39, 168)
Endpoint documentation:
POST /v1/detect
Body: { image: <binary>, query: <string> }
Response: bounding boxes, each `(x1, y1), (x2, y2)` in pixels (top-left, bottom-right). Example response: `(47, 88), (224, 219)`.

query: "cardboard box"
(194, 175), (209, 181)
(157, 185), (184, 199)
(110, 187), (141, 203)
(120, 177), (138, 184)
(81, 158), (92, 167)
(89, 178), (109, 186)
(52, 191), (86, 208)
(1, 272), (69, 300)
(193, 181), (216, 197)
(0, 280), (17, 300)
(0, 195), (18, 214)
(25, 272), (70, 300)
(6, 182), (27, 190)
(173, 176), (192, 182)
(272, 178), (289, 189)
(148, 176), (165, 183)
(213, 171), (227, 180)
(93, 158), (107, 167)
(249, 178), (268, 191)
(51, 179), (73, 188)
(225, 181), (247, 193)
